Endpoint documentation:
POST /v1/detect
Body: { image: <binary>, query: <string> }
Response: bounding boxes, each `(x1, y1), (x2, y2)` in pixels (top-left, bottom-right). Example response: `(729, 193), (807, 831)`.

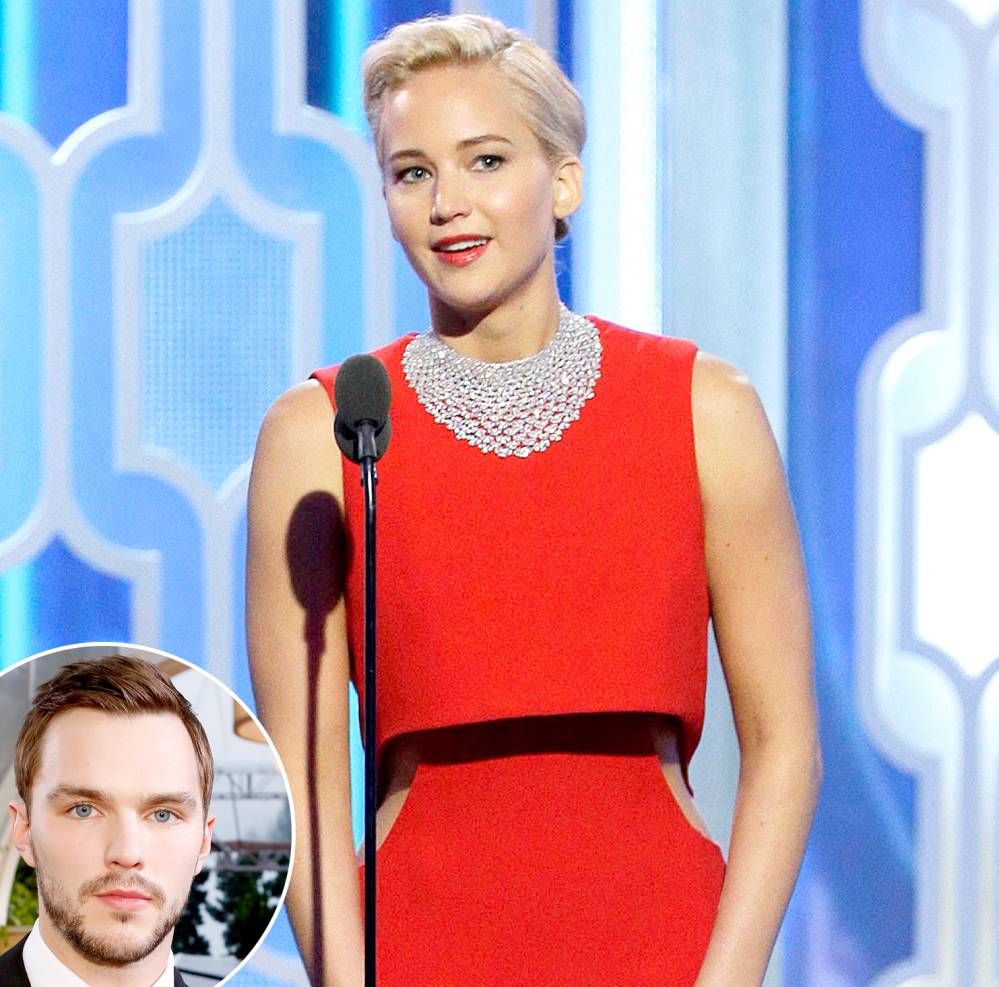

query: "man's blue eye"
(72, 804), (95, 819)
(153, 809), (176, 823)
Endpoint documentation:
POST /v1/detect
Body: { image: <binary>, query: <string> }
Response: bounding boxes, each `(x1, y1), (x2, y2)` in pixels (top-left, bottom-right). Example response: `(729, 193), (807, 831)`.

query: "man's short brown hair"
(14, 654), (214, 816)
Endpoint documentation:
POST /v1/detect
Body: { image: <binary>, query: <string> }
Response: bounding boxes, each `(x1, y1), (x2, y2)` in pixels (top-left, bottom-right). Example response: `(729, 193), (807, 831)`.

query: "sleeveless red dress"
(312, 316), (725, 985)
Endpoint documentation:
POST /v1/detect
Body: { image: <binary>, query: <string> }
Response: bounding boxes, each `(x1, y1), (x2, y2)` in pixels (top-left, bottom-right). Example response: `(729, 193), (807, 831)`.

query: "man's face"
(9, 709), (214, 969)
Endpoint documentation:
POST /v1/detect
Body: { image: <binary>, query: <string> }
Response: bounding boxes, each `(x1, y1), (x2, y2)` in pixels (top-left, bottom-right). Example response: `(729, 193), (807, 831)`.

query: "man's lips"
(95, 890), (153, 911)
(431, 236), (490, 267)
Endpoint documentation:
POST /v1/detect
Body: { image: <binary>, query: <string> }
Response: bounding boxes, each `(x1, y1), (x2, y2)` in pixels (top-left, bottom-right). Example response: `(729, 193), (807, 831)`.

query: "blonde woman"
(247, 14), (820, 987)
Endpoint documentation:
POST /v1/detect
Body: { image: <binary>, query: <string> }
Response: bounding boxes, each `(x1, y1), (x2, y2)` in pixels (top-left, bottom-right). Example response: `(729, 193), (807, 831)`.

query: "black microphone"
(333, 354), (392, 463)
(333, 354), (391, 985)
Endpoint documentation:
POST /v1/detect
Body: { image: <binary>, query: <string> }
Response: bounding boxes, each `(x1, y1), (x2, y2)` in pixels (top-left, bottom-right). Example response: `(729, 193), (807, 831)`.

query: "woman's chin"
(429, 289), (504, 321)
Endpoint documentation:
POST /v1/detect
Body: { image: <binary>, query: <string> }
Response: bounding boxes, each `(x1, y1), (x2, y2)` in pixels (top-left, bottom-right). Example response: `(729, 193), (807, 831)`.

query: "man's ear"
(552, 156), (583, 223)
(8, 800), (36, 868)
(194, 812), (216, 875)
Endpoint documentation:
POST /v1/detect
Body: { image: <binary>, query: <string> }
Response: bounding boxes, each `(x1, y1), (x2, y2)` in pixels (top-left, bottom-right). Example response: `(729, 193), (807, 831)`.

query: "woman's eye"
(397, 166), (429, 183)
(152, 808), (177, 824)
(473, 154), (504, 171)
(71, 804), (96, 819)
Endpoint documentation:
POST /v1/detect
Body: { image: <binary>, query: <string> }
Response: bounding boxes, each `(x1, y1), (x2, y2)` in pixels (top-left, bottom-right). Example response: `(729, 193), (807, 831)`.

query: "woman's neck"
(430, 286), (563, 363)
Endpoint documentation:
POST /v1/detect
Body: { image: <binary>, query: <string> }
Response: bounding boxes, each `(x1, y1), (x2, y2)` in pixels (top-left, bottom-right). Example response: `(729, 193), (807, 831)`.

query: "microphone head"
(334, 354), (391, 428)
(333, 354), (392, 463)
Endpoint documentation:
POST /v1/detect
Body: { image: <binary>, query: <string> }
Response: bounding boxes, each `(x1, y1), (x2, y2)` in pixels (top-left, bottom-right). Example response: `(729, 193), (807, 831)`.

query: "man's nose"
(104, 815), (145, 870)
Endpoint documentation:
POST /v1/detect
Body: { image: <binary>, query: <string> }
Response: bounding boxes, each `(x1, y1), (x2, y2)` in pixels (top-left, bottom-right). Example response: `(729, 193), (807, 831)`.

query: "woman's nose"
(430, 173), (471, 224)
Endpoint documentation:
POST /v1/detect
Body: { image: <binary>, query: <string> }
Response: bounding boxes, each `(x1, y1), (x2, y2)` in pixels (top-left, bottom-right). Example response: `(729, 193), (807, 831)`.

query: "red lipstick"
(431, 235), (490, 267)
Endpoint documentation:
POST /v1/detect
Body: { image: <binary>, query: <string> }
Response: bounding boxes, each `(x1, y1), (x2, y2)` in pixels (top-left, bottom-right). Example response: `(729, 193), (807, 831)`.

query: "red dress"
(312, 317), (725, 985)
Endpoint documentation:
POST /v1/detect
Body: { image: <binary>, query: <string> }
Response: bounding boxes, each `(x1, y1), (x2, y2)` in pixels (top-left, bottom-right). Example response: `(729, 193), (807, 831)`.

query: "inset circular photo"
(0, 643), (293, 986)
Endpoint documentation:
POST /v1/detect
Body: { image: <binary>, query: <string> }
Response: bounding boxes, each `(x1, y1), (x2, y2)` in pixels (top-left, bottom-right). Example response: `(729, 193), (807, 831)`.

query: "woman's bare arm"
(247, 381), (363, 987)
(691, 353), (822, 986)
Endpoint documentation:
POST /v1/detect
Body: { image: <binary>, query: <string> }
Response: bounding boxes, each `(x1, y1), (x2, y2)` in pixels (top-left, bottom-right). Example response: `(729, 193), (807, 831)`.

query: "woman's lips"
(96, 892), (152, 911)
(432, 239), (490, 267)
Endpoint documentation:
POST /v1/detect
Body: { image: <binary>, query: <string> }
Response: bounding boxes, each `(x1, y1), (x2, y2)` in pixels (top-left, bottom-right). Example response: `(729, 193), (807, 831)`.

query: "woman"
(247, 13), (820, 987)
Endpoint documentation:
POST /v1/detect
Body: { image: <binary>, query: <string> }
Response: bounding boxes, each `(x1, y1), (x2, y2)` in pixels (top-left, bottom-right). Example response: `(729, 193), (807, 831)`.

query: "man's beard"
(33, 847), (189, 968)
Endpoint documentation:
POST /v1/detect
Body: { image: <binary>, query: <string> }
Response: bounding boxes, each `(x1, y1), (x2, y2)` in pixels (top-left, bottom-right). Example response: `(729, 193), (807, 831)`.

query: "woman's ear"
(552, 157), (583, 221)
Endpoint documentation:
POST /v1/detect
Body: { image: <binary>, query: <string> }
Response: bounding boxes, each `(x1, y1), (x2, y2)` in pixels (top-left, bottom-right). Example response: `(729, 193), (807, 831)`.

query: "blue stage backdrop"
(0, 2), (996, 984)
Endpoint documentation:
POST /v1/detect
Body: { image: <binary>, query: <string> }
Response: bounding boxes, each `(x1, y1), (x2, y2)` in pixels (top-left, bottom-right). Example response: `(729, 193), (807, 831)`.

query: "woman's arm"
(690, 353), (822, 986)
(246, 381), (364, 987)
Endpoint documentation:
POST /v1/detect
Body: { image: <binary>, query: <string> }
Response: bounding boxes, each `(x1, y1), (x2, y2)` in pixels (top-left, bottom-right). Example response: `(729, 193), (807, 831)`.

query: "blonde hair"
(362, 14), (585, 241)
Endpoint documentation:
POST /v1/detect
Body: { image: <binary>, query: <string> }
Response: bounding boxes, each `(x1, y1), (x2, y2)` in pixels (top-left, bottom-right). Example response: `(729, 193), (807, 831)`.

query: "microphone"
(333, 354), (392, 463)
(333, 355), (391, 984)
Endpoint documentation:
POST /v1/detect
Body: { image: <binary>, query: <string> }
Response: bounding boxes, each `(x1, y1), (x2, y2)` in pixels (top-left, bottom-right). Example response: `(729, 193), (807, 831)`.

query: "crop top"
(312, 316), (709, 781)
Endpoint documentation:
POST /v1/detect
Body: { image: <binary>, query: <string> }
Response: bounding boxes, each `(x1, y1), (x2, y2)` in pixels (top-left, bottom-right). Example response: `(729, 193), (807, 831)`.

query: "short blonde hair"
(362, 14), (585, 241)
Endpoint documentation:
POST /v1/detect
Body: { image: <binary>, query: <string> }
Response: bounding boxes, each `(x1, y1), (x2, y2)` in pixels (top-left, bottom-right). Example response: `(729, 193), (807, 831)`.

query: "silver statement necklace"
(401, 303), (601, 458)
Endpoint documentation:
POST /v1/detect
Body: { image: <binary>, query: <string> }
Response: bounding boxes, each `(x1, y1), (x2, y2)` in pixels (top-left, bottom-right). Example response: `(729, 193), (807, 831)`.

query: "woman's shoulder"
(578, 312), (765, 418)
(310, 333), (418, 401)
(688, 351), (781, 502)
(255, 379), (336, 456)
(690, 350), (763, 426)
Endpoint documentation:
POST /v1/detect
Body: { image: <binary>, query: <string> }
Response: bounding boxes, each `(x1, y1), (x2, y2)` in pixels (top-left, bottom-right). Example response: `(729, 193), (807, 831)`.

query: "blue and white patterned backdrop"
(0, 1), (995, 984)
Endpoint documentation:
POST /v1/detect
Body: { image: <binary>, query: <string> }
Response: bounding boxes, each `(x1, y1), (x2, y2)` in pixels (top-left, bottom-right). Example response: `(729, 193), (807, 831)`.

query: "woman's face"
(379, 61), (580, 320)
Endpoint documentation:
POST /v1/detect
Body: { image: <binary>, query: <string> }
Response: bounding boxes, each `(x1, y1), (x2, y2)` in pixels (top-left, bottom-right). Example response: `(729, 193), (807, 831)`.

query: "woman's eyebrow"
(455, 134), (513, 149)
(387, 147), (427, 164)
(388, 134), (513, 164)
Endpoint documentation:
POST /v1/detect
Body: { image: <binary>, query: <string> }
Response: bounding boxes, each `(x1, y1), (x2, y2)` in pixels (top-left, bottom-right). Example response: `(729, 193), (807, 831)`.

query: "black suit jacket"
(0, 936), (30, 987)
(0, 935), (189, 985)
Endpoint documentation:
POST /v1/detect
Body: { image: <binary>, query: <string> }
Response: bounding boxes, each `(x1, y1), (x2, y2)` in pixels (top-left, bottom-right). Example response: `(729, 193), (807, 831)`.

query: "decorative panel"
(0, 139), (41, 541)
(785, 0), (924, 983)
(788, 1), (999, 984)
(33, 0), (129, 147)
(137, 197), (295, 490)
(1, 538), (132, 656)
(856, 3), (999, 983)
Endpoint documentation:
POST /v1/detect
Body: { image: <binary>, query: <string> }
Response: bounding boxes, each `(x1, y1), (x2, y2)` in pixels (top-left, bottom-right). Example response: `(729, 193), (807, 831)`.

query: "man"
(2, 654), (216, 986)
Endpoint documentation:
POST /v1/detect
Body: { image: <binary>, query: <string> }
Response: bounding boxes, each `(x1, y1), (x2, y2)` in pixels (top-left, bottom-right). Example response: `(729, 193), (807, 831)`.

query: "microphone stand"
(358, 425), (379, 987)
(333, 353), (391, 987)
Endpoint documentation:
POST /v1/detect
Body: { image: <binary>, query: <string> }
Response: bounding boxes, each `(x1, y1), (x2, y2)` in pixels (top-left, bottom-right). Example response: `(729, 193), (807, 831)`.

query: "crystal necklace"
(401, 302), (601, 458)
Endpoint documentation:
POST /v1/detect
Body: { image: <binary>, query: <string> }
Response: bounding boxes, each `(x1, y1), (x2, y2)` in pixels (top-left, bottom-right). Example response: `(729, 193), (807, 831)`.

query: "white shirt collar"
(22, 920), (176, 987)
